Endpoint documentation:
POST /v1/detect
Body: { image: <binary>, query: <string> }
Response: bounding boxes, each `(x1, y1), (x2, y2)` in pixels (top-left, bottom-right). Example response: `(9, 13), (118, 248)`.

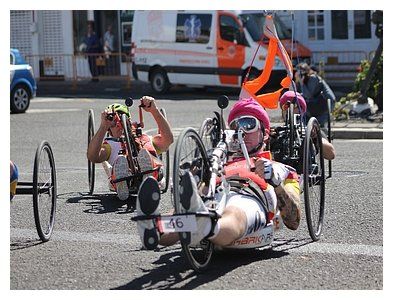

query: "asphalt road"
(10, 96), (383, 290)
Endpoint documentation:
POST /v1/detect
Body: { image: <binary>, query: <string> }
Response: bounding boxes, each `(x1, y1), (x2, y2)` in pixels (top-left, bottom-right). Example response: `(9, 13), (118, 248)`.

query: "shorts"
(226, 191), (267, 238)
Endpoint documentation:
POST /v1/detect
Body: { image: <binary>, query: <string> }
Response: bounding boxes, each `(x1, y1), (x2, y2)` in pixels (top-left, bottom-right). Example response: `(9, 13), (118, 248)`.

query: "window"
(176, 14), (212, 43)
(219, 15), (242, 43)
(354, 10), (371, 39)
(307, 10), (324, 40)
(73, 11), (88, 54)
(239, 13), (291, 41)
(331, 11), (348, 39)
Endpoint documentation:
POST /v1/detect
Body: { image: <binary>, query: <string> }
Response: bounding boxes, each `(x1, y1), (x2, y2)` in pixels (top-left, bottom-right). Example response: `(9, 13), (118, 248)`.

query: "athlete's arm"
(140, 96), (174, 153)
(87, 110), (111, 163)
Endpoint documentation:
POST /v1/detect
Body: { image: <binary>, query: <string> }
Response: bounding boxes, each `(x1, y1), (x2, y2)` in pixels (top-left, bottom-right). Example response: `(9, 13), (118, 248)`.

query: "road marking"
(144, 127), (198, 136)
(10, 228), (383, 257)
(33, 98), (94, 103)
(27, 108), (82, 114)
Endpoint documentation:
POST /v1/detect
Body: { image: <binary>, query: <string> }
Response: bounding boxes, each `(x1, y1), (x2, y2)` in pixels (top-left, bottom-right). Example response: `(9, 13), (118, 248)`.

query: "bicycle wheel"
(33, 141), (57, 242)
(303, 117), (325, 241)
(288, 103), (295, 157)
(120, 113), (141, 193)
(173, 128), (213, 272)
(198, 117), (219, 153)
(87, 109), (95, 195)
(158, 108), (170, 193)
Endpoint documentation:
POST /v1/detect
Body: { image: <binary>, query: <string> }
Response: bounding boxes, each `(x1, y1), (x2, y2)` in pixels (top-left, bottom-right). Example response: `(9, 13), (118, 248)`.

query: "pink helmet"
(279, 91), (307, 113)
(228, 98), (270, 132)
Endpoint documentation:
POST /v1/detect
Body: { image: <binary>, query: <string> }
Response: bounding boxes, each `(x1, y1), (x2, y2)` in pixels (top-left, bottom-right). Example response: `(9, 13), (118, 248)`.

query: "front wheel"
(303, 117), (325, 241)
(87, 109), (95, 195)
(173, 128), (213, 272)
(33, 141), (57, 242)
(158, 108), (170, 193)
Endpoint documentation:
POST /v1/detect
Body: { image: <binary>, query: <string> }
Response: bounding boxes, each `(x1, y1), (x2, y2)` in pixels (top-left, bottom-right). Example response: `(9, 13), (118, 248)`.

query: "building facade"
(10, 10), (380, 81)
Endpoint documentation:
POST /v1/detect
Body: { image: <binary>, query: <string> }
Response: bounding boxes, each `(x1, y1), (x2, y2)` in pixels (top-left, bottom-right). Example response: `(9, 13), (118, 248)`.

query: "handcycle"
(263, 94), (327, 242)
(133, 96), (322, 272)
(87, 97), (170, 198)
(13, 140), (57, 242)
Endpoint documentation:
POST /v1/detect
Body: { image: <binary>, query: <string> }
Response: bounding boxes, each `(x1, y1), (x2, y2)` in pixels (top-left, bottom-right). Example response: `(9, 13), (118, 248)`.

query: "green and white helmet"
(106, 103), (130, 117)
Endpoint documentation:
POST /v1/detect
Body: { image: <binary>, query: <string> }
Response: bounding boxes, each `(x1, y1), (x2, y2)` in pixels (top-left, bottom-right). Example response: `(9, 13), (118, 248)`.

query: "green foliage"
(334, 53), (383, 120)
(353, 54), (383, 99)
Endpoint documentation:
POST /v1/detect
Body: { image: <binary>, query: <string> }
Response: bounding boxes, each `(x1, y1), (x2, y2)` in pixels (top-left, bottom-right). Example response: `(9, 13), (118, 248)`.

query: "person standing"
(83, 21), (102, 81)
(103, 25), (115, 75)
(296, 62), (336, 130)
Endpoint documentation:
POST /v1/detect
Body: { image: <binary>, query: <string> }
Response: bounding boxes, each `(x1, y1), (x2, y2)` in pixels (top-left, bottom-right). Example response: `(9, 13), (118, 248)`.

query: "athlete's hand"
(140, 96), (158, 113)
(254, 158), (282, 187)
(100, 109), (115, 130)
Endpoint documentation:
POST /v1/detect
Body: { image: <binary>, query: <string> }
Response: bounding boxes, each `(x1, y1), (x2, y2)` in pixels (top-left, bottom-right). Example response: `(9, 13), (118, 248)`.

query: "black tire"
(173, 128), (213, 272)
(87, 109), (95, 195)
(150, 68), (170, 94)
(288, 103), (295, 157)
(303, 118), (325, 241)
(327, 98), (332, 179)
(198, 117), (216, 152)
(33, 141), (57, 242)
(158, 108), (170, 193)
(120, 113), (141, 192)
(10, 84), (31, 113)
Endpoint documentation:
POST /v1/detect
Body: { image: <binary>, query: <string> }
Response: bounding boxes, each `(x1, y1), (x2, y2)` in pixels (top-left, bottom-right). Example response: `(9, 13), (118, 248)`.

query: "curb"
(331, 128), (383, 140)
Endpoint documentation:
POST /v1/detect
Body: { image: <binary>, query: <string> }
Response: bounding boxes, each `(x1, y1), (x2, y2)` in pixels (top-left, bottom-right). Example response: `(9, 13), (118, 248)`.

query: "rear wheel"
(288, 103), (295, 157)
(173, 128), (213, 272)
(150, 68), (170, 94)
(120, 113), (141, 193)
(87, 109), (95, 195)
(33, 141), (57, 242)
(11, 84), (31, 113)
(158, 108), (170, 193)
(198, 117), (220, 154)
(303, 117), (325, 241)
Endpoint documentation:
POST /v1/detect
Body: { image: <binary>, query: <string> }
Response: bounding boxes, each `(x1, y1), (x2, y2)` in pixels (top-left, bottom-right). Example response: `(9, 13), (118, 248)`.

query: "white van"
(131, 10), (302, 94)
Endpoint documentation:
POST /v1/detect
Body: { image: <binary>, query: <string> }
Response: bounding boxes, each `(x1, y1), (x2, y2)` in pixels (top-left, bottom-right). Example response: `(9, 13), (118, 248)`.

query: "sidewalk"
(35, 79), (383, 140)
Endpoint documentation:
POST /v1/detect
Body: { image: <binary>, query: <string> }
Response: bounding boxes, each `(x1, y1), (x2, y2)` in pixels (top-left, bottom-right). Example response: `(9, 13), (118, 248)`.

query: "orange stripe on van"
(136, 48), (215, 57)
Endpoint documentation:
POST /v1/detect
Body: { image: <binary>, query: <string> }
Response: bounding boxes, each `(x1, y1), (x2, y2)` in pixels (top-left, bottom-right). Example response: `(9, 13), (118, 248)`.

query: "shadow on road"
(10, 239), (44, 251)
(112, 246), (290, 290)
(59, 191), (136, 214)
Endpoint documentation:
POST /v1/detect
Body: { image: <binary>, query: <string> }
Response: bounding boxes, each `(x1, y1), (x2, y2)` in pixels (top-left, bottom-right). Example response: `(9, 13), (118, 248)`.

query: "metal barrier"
(312, 51), (368, 85)
(25, 53), (132, 88)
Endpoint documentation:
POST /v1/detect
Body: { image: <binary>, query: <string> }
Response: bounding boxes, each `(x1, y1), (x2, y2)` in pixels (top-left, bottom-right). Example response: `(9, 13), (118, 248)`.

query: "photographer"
(295, 62), (336, 130)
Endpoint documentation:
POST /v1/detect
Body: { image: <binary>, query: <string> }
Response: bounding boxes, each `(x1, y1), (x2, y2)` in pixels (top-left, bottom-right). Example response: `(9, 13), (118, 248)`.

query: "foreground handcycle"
(13, 140), (57, 242)
(87, 98), (170, 198)
(133, 96), (325, 272)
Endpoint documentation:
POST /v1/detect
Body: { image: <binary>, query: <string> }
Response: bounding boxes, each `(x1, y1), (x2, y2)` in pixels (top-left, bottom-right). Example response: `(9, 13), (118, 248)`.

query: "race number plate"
(156, 215), (197, 233)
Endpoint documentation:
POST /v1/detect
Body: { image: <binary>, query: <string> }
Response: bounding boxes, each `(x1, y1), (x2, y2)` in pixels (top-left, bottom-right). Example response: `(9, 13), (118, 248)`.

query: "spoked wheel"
(120, 113), (141, 193)
(303, 117), (325, 241)
(173, 128), (213, 272)
(158, 108), (170, 193)
(326, 98), (333, 179)
(33, 141), (57, 242)
(87, 109), (95, 195)
(287, 103), (295, 157)
(198, 117), (220, 154)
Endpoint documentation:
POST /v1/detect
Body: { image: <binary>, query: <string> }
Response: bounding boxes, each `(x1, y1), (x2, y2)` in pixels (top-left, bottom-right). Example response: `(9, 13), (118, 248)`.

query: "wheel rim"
(304, 119), (325, 240)
(199, 118), (215, 152)
(173, 128), (213, 271)
(13, 88), (29, 110)
(33, 143), (56, 241)
(88, 110), (95, 194)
